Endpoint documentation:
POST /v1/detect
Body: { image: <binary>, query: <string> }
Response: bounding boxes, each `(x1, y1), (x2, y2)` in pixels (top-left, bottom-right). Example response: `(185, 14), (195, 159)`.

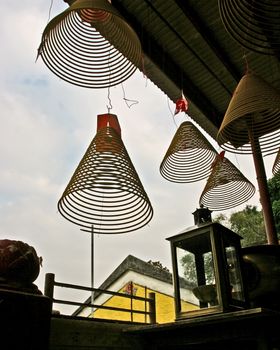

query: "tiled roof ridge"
(98, 255), (173, 292)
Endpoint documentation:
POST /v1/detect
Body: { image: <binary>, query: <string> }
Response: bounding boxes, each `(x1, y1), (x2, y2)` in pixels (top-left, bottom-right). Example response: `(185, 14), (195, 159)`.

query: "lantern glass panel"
(175, 231), (218, 312)
(176, 247), (198, 312)
(225, 245), (245, 302)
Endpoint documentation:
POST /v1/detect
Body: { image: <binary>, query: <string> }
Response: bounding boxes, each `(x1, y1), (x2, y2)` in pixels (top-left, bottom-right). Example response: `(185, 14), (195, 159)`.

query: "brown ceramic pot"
(242, 245), (280, 309)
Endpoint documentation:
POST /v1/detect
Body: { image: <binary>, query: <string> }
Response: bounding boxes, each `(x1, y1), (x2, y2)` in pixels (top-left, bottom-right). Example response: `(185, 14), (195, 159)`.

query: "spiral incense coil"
(160, 121), (218, 183)
(217, 73), (280, 156)
(199, 155), (255, 211)
(38, 0), (142, 88)
(58, 114), (153, 234)
(218, 0), (280, 55)
(272, 148), (280, 176)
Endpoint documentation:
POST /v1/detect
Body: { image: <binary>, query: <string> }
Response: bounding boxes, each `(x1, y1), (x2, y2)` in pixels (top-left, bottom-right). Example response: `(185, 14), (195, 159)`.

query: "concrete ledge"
(49, 316), (143, 350)
(0, 288), (51, 350)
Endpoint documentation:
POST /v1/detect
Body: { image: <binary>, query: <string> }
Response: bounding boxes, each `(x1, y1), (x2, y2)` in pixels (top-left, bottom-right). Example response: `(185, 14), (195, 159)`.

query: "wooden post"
(149, 292), (156, 324)
(91, 225), (95, 316)
(130, 282), (133, 322)
(249, 128), (278, 245)
(44, 273), (55, 311)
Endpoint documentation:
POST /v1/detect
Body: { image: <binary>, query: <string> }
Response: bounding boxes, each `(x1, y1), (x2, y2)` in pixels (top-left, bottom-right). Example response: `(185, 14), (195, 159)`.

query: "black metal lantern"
(167, 220), (249, 319)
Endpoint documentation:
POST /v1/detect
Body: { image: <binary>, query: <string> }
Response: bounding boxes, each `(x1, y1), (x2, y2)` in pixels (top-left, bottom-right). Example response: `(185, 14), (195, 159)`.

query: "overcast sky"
(0, 1), (276, 313)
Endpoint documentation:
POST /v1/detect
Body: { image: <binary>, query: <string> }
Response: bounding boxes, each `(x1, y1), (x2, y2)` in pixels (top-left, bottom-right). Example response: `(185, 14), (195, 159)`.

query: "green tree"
(267, 175), (280, 233)
(214, 175), (280, 246)
(224, 205), (265, 247)
(180, 252), (215, 285)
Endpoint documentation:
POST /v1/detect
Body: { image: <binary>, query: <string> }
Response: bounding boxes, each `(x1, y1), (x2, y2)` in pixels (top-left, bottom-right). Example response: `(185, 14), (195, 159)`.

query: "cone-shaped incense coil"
(38, 0), (142, 88)
(217, 73), (280, 156)
(272, 148), (280, 176)
(58, 114), (153, 234)
(160, 121), (217, 183)
(219, 0), (280, 55)
(199, 155), (255, 211)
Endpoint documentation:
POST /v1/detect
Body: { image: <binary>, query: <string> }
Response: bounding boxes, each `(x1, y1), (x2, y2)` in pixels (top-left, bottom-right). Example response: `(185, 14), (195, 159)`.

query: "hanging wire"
(35, 0), (55, 62)
(47, 0), (54, 23)
(121, 84), (139, 108)
(141, 54), (147, 82)
(242, 51), (250, 75)
(166, 96), (178, 129)
(233, 153), (241, 173)
(106, 87), (113, 113)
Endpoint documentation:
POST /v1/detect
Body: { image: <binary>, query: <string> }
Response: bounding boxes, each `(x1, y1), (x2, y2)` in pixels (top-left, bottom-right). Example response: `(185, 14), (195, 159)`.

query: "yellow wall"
(91, 282), (197, 323)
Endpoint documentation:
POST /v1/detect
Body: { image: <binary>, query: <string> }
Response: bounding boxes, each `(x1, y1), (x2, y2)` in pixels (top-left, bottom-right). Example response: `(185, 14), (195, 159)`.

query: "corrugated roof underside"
(114, 0), (280, 137)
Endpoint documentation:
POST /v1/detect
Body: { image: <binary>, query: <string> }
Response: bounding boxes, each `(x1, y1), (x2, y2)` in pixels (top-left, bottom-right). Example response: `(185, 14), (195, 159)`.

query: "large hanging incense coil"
(160, 121), (218, 183)
(58, 114), (153, 234)
(199, 154), (255, 211)
(38, 0), (142, 88)
(272, 148), (280, 176)
(218, 0), (280, 55)
(217, 73), (280, 156)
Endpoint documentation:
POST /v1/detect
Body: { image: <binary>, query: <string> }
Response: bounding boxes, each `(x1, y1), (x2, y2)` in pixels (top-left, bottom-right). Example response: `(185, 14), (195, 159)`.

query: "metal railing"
(44, 273), (156, 324)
